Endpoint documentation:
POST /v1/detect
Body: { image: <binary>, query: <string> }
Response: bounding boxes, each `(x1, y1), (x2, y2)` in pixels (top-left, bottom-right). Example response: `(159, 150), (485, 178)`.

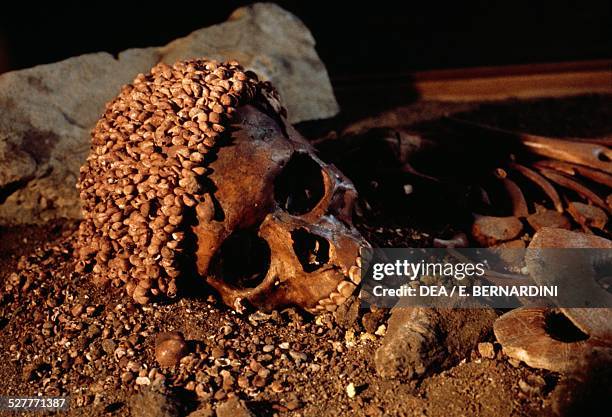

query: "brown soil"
(1, 94), (611, 417)
(0, 221), (552, 417)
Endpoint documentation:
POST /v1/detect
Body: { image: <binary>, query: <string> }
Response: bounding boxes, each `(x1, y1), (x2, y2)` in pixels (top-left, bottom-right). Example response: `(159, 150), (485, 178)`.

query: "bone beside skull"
(77, 58), (366, 313)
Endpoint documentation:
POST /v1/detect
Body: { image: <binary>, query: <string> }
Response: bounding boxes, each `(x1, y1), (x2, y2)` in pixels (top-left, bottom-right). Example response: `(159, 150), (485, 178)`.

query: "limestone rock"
(0, 50), (157, 224)
(159, 4), (338, 123)
(0, 3), (338, 224)
(374, 306), (497, 380)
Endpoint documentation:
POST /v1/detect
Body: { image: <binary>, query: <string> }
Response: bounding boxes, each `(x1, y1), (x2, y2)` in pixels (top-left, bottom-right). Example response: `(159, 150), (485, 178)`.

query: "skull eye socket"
(274, 153), (325, 215)
(211, 230), (270, 289)
(291, 228), (330, 272)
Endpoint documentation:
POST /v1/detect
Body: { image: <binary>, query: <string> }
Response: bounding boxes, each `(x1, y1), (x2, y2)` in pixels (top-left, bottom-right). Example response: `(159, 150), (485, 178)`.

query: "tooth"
(333, 296), (347, 305)
(329, 292), (346, 305)
(325, 303), (338, 312)
(356, 256), (362, 268)
(349, 265), (361, 284)
(319, 298), (333, 306)
(338, 281), (356, 297)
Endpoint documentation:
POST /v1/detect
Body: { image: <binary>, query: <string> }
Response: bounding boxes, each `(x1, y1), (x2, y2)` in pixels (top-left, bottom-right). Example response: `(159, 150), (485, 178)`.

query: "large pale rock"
(0, 50), (157, 223)
(0, 3), (338, 224)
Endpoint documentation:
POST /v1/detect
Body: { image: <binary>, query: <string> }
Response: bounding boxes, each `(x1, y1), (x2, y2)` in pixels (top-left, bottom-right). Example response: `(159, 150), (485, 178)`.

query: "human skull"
(194, 102), (367, 313)
(77, 58), (365, 313)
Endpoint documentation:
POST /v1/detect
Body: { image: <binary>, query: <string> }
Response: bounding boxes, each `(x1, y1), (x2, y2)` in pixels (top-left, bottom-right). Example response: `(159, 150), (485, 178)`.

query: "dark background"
(0, 1), (610, 79)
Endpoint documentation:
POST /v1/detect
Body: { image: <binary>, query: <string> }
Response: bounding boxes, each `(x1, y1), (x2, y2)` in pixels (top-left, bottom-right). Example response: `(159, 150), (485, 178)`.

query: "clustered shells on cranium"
(77, 59), (271, 304)
(77, 58), (366, 312)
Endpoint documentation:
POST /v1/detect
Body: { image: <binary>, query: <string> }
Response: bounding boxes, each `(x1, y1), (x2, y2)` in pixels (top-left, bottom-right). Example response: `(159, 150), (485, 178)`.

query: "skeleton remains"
(76, 58), (366, 313)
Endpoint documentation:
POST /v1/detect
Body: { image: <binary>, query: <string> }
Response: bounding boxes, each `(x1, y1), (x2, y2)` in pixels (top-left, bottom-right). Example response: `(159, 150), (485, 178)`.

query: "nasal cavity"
(211, 230), (270, 289)
(274, 153), (325, 215)
(291, 228), (330, 272)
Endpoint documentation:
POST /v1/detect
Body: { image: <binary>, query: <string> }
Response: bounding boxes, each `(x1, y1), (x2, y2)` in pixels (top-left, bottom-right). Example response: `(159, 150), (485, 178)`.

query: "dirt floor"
(1, 95), (611, 417)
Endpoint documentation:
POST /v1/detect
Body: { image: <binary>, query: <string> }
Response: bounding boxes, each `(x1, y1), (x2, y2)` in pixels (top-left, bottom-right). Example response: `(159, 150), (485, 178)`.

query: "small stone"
(334, 296), (360, 329)
(221, 325), (233, 336)
(471, 215), (523, 246)
(121, 371), (135, 384)
(361, 332), (377, 342)
(478, 342), (495, 359)
(248, 311), (272, 324)
(221, 370), (234, 391)
(85, 305), (98, 316)
(346, 382), (356, 398)
(257, 368), (270, 379)
(345, 329), (356, 345)
(249, 360), (263, 372)
(362, 309), (386, 334)
(87, 324), (101, 339)
(518, 375), (546, 395)
(155, 331), (188, 367)
(270, 380), (284, 393)
(135, 376), (151, 386)
(252, 375), (266, 387)
(259, 354), (273, 362)
(71, 304), (84, 317)
(285, 400), (301, 411)
(101, 339), (117, 355)
(195, 383), (209, 399)
(237, 375), (249, 388)
(279, 342), (290, 350)
(211, 346), (225, 358)
(289, 351), (307, 362)
(213, 390), (227, 401)
(216, 397), (253, 417)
